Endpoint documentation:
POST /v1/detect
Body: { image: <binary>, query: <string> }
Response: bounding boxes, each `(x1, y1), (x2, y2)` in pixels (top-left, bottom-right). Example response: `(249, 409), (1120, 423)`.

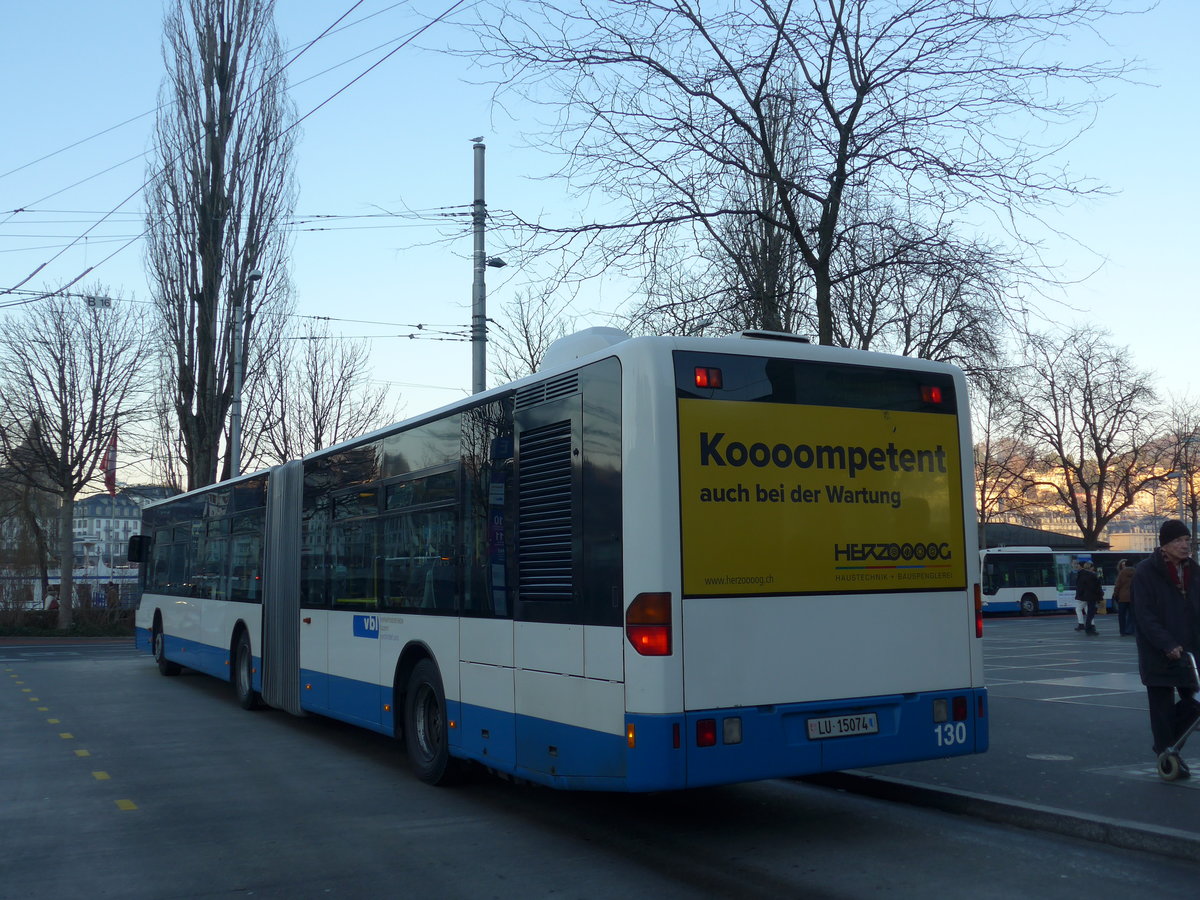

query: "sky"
(1, 1), (1197, 483)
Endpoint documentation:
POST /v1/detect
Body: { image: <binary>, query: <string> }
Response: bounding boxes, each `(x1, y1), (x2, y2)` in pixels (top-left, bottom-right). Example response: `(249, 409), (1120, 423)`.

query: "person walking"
(1075, 560), (1103, 635)
(1071, 563), (1087, 631)
(1131, 519), (1200, 775)
(1113, 558), (1136, 636)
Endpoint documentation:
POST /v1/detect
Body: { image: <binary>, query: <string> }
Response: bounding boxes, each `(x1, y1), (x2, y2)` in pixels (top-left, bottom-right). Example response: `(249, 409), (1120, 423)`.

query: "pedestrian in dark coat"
(1131, 519), (1200, 769)
(1074, 562), (1103, 635)
(1113, 559), (1136, 636)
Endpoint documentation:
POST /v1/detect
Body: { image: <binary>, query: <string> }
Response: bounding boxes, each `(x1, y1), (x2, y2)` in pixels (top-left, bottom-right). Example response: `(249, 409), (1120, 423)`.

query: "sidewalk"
(807, 614), (1200, 862)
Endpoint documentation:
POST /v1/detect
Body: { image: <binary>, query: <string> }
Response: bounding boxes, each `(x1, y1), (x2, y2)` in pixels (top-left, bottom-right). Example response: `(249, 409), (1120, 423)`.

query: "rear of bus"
(621, 335), (987, 790)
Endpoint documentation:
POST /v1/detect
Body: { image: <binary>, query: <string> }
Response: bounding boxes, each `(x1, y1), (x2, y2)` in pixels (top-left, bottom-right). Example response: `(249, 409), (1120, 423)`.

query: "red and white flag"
(100, 430), (117, 496)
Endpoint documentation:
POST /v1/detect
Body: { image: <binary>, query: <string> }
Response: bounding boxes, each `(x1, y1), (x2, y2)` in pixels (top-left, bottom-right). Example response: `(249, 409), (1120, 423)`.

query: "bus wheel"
(233, 631), (261, 710)
(1019, 594), (1038, 617)
(153, 623), (181, 676)
(404, 659), (461, 786)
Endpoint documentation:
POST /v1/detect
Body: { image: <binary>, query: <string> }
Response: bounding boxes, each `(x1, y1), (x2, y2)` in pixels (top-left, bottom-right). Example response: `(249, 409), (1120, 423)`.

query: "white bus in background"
(131, 328), (988, 791)
(979, 546), (1150, 616)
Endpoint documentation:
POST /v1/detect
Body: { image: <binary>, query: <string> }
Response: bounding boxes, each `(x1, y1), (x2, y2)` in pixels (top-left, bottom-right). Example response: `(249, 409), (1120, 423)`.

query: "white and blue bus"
(979, 547), (1149, 616)
(131, 328), (988, 791)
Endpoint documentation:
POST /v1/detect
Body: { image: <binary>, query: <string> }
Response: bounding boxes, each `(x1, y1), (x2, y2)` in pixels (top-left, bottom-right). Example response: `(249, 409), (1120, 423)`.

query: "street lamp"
(229, 269), (262, 478)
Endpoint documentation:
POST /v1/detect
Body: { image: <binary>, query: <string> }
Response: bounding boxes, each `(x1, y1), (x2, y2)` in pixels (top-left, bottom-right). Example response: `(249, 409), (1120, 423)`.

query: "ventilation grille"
(517, 420), (573, 602)
(515, 373), (580, 410)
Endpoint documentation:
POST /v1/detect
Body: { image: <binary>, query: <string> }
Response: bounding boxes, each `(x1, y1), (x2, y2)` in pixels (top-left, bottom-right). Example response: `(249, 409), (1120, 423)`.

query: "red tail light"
(973, 583), (984, 638)
(626, 592), (672, 656)
(952, 696), (968, 721)
(696, 719), (717, 747)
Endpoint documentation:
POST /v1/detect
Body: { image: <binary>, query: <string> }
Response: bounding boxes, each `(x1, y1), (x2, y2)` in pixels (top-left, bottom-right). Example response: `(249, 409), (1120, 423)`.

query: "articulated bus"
(979, 547), (1150, 616)
(131, 328), (988, 791)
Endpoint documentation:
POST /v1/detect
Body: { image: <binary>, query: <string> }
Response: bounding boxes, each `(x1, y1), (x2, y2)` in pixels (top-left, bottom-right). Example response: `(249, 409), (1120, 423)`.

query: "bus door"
(324, 487), (383, 727)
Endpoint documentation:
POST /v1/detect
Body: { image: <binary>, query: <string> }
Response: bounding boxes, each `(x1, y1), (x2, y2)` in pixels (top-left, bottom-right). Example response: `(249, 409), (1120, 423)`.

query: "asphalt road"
(2, 635), (1198, 899)
(817, 612), (1200, 860)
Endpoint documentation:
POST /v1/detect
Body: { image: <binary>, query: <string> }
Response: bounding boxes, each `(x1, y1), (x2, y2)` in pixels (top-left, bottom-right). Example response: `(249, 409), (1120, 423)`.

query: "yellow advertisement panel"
(678, 398), (966, 596)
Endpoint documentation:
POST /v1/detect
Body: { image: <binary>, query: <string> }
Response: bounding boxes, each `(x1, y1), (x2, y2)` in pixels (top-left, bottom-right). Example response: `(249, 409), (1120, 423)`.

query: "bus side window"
(229, 512), (264, 603)
(981, 564), (997, 595)
(150, 529), (171, 593)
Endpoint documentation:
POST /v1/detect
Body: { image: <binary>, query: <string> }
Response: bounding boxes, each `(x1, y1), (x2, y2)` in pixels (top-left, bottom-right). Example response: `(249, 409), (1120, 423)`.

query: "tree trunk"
(56, 494), (74, 630)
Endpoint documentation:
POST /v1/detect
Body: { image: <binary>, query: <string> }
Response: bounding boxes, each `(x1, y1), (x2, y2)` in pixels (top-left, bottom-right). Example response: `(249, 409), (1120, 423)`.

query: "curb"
(801, 771), (1200, 863)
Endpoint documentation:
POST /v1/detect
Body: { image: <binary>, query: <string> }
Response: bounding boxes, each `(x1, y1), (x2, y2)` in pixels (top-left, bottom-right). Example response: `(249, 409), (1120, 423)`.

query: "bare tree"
(490, 290), (575, 382)
(0, 295), (151, 629)
(0, 476), (56, 606)
(971, 368), (1041, 546)
(1157, 396), (1200, 554)
(145, 0), (297, 489)
(469, 0), (1130, 345)
(1015, 326), (1168, 548)
(241, 321), (396, 467)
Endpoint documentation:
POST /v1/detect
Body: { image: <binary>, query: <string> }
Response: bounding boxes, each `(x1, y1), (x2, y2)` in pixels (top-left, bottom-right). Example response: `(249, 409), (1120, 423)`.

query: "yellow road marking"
(28, 697), (39, 702)
(74, 750), (90, 757)
(37, 707), (48, 712)
(59, 733), (74, 740)
(115, 799), (137, 811)
(92, 772), (110, 781)
(47, 718), (60, 724)
(21, 688), (30, 692)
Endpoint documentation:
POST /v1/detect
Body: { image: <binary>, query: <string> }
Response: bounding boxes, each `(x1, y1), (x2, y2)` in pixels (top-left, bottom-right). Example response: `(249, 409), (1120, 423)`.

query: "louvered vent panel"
(517, 421), (573, 602)
(515, 374), (579, 409)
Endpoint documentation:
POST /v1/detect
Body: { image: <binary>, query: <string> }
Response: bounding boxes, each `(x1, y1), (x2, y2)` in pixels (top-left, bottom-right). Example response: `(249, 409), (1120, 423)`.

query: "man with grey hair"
(1131, 519), (1200, 775)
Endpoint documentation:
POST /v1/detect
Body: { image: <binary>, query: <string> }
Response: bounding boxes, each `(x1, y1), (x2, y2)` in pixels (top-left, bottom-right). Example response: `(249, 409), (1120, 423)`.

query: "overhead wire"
(1, 0), (476, 306)
(0, 287), (470, 341)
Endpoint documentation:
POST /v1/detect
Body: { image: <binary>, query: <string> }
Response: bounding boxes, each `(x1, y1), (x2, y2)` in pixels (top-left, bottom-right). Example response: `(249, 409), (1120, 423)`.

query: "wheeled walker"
(1156, 651), (1200, 782)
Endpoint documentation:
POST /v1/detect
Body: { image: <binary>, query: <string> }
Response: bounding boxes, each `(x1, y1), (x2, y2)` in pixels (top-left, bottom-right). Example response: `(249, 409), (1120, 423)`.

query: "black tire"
(404, 659), (461, 785)
(153, 623), (181, 676)
(233, 631), (262, 710)
(1019, 594), (1038, 617)
(1157, 752), (1184, 782)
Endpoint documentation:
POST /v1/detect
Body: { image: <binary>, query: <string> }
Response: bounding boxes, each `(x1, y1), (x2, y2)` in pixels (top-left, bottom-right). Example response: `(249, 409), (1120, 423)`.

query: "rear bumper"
(625, 687), (988, 790)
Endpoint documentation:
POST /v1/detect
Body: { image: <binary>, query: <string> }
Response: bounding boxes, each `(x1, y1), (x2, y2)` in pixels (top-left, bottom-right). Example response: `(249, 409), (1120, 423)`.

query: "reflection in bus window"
(229, 513), (263, 603)
(381, 509), (457, 611)
(329, 519), (376, 608)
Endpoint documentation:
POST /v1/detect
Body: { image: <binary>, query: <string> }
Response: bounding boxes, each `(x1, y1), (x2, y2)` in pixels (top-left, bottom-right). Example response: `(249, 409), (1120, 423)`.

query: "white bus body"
(134, 330), (988, 790)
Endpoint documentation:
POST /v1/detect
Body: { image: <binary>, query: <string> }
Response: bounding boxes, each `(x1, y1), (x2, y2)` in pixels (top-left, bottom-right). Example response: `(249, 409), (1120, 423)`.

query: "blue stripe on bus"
(138, 631), (262, 694)
(138, 633), (987, 791)
(157, 633), (233, 682)
(300, 669), (392, 735)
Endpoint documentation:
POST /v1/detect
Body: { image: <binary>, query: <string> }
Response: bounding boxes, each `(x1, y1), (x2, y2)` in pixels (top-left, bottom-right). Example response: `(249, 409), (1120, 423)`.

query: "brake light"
(626, 592), (672, 656)
(694, 367), (723, 389)
(952, 696), (968, 721)
(696, 719), (717, 747)
(920, 385), (944, 404)
(974, 583), (984, 638)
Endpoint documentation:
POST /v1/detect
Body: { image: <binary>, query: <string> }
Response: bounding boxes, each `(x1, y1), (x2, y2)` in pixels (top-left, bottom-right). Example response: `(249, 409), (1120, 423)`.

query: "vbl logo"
(353, 615), (380, 639)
